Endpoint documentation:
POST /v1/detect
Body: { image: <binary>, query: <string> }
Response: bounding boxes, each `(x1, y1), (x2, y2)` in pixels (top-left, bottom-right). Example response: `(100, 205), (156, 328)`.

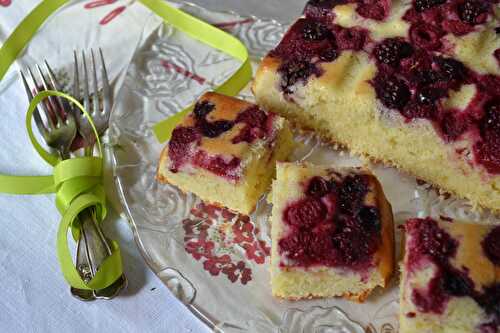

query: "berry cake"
(401, 217), (500, 333)
(157, 92), (294, 215)
(253, 0), (500, 211)
(270, 162), (394, 301)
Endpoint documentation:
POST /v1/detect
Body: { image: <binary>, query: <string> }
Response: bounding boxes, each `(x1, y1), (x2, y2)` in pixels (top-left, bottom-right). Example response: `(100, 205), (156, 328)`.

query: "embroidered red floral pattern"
(183, 203), (270, 285)
(84, 0), (134, 25)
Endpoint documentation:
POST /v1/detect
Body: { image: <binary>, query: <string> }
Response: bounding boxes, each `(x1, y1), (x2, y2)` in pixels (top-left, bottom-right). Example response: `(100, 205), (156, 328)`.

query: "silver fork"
(70, 49), (126, 301)
(20, 65), (77, 159)
(20, 56), (125, 301)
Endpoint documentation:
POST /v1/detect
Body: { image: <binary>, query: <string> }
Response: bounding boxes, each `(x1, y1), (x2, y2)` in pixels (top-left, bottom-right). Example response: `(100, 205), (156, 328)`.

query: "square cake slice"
(157, 92), (294, 215)
(270, 162), (394, 302)
(401, 217), (500, 333)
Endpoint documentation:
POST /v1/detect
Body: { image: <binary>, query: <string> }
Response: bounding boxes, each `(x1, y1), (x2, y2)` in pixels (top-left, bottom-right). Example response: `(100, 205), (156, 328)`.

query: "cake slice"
(253, 0), (500, 212)
(157, 92), (294, 215)
(270, 162), (394, 301)
(401, 217), (500, 333)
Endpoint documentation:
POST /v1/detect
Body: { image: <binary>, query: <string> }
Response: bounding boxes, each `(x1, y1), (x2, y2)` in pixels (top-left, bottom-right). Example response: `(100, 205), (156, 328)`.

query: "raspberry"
(306, 176), (332, 197)
(335, 27), (368, 51)
(407, 218), (458, 263)
(374, 38), (413, 66)
(458, 0), (488, 25)
(199, 120), (233, 138)
(235, 106), (267, 127)
(168, 126), (200, 172)
(374, 76), (411, 109)
(356, 0), (389, 21)
(193, 100), (215, 119)
(410, 24), (443, 50)
(302, 21), (330, 41)
(414, 0), (445, 12)
(284, 197), (327, 228)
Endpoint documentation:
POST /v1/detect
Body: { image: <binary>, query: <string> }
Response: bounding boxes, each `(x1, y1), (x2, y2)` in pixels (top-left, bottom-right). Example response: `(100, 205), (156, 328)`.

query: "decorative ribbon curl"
(26, 90), (123, 290)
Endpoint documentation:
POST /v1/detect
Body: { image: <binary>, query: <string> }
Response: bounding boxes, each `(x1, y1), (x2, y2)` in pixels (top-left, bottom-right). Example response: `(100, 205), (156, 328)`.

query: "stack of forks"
(20, 49), (126, 301)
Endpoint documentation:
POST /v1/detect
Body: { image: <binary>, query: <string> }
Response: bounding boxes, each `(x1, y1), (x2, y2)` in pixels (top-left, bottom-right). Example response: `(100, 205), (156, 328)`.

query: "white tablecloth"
(0, 0), (302, 331)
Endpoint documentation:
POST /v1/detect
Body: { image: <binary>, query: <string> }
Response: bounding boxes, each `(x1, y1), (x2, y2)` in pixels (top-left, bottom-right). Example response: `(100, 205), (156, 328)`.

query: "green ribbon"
(0, 0), (252, 289)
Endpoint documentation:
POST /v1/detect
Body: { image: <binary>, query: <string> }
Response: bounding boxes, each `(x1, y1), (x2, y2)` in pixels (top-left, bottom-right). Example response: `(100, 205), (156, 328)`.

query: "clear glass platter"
(109, 2), (500, 332)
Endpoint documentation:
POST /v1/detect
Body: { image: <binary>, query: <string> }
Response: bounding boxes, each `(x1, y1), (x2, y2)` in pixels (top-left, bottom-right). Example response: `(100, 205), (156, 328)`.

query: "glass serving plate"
(109, 2), (500, 332)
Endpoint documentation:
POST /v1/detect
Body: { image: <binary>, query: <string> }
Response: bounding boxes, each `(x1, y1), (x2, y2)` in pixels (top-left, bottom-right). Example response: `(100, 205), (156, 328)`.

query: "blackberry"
(199, 120), (233, 138)
(414, 0), (446, 12)
(279, 60), (318, 93)
(442, 269), (474, 296)
(374, 76), (411, 109)
(193, 100), (215, 119)
(417, 87), (444, 105)
(414, 70), (440, 85)
(357, 206), (381, 232)
(459, 0), (488, 25)
(306, 176), (331, 197)
(302, 21), (330, 41)
(374, 38), (413, 66)
(496, 27), (500, 34)
(435, 57), (466, 81)
(319, 48), (338, 62)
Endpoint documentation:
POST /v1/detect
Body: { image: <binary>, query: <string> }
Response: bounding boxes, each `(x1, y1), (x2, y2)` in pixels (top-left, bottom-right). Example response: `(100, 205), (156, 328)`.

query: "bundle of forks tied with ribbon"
(0, 0), (251, 299)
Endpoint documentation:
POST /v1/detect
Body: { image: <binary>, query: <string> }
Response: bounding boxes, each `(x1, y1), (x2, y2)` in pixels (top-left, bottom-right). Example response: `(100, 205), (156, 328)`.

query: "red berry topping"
(302, 21), (330, 41)
(406, 218), (458, 266)
(374, 38), (413, 66)
(335, 27), (368, 51)
(482, 226), (500, 265)
(458, 0), (489, 25)
(355, 0), (390, 21)
(168, 127), (201, 172)
(284, 197), (327, 229)
(193, 100), (215, 119)
(235, 106), (267, 128)
(414, 0), (446, 12)
(374, 75), (411, 110)
(306, 176), (332, 197)
(338, 174), (369, 213)
(435, 57), (467, 82)
(199, 120), (234, 138)
(278, 60), (321, 94)
(410, 24), (443, 50)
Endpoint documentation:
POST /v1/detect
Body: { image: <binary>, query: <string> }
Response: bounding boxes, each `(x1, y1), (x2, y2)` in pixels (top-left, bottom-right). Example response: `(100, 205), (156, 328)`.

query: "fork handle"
(78, 208), (112, 273)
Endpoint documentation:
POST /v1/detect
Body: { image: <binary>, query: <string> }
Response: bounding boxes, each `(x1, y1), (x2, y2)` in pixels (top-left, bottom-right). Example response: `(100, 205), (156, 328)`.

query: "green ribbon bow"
(0, 0), (251, 289)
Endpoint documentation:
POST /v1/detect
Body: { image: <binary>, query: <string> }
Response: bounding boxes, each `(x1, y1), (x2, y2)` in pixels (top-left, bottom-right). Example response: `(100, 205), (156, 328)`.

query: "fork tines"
(20, 63), (67, 135)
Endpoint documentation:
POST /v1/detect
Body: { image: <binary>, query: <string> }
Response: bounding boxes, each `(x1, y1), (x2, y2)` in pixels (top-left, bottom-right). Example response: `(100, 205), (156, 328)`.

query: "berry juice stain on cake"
(405, 218), (500, 331)
(278, 173), (382, 272)
(168, 100), (277, 179)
